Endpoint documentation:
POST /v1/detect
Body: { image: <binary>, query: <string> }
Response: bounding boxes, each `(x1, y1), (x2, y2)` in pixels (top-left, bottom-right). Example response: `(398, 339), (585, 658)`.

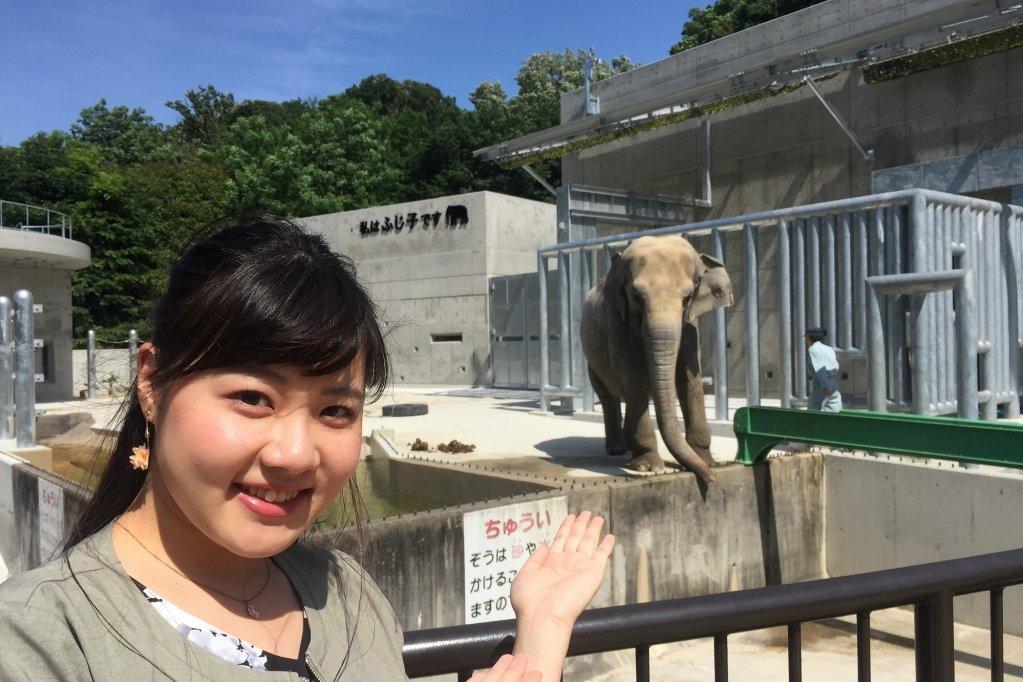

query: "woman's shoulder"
(0, 553), (80, 610)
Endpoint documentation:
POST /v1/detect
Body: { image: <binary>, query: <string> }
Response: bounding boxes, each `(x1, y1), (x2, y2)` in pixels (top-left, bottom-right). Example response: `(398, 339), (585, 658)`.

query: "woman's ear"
(136, 342), (160, 418)
(605, 253), (629, 323)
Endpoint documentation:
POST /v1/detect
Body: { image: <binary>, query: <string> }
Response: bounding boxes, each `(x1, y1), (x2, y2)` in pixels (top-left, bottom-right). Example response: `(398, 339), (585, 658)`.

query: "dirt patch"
(408, 437), (477, 454)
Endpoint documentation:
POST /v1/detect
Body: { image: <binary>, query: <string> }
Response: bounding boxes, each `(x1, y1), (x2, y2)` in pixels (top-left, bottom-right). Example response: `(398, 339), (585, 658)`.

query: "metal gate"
(490, 271), (561, 389)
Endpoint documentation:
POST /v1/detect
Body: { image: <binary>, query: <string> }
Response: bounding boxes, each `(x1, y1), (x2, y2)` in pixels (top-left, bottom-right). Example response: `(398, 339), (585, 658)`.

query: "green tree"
(70, 100), (167, 164)
(670, 0), (825, 54)
(165, 85), (237, 146)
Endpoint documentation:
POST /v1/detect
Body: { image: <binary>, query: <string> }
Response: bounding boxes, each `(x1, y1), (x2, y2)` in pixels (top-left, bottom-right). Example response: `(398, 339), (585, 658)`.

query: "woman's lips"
(232, 484), (309, 518)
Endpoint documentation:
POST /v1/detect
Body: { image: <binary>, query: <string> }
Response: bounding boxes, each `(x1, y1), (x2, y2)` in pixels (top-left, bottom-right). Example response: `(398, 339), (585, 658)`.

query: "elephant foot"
(606, 445), (630, 457)
(626, 453), (664, 473)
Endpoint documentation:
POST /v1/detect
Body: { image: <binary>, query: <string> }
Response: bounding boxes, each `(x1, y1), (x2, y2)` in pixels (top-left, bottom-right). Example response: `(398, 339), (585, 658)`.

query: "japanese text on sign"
(358, 204), (469, 237)
(38, 478), (64, 561)
(462, 497), (567, 624)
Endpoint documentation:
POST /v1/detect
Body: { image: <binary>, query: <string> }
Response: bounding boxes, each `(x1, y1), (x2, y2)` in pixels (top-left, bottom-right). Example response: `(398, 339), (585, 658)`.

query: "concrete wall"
(0, 267), (75, 403)
(71, 348), (133, 397)
(298, 192), (555, 386)
(826, 453), (1023, 635)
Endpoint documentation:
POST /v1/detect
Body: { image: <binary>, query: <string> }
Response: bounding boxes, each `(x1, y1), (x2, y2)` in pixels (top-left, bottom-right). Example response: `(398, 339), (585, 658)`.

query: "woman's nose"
(258, 413), (319, 473)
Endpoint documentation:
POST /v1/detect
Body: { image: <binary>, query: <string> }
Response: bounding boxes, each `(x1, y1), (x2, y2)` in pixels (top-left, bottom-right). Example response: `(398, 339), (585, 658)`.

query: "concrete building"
(0, 202), (90, 402)
(476, 0), (1023, 405)
(299, 191), (555, 386)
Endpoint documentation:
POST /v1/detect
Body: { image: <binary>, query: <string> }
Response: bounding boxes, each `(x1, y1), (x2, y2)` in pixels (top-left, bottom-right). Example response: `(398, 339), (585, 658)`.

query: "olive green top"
(0, 523), (408, 681)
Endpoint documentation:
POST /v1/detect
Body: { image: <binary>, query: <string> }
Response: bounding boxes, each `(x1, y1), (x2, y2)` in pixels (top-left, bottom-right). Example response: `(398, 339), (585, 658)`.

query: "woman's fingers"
(549, 514), (575, 553)
(576, 514), (604, 556)
(594, 532), (616, 561)
(563, 510), (592, 554)
(497, 653), (529, 682)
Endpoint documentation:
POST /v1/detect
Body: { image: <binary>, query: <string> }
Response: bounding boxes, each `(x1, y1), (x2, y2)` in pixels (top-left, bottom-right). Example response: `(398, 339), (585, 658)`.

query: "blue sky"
(1, 1), (703, 145)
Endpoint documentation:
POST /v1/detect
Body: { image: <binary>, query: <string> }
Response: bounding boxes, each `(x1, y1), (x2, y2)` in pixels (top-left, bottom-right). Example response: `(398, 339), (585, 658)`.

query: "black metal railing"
(403, 548), (1023, 681)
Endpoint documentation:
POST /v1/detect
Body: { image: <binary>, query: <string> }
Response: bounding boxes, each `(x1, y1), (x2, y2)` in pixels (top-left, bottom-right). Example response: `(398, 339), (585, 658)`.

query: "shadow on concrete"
(753, 461), (783, 586)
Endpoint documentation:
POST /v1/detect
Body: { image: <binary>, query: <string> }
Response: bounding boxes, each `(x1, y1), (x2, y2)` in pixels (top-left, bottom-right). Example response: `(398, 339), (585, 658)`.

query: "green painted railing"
(733, 407), (1023, 468)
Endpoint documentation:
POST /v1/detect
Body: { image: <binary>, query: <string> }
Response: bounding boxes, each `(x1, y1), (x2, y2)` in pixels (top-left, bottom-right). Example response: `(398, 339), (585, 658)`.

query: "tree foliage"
(1, 47), (636, 345)
(670, 0), (825, 54)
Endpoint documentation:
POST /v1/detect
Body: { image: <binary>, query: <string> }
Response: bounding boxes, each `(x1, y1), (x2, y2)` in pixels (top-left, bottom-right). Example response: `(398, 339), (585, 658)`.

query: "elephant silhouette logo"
(445, 205), (469, 227)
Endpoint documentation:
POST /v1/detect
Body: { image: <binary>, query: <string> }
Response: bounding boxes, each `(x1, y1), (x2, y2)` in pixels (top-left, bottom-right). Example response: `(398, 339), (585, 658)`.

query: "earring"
(129, 409), (153, 471)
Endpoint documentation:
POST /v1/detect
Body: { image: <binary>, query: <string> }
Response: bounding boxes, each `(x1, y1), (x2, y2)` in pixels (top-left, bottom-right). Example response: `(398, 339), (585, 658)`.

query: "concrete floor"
(593, 607), (1023, 681)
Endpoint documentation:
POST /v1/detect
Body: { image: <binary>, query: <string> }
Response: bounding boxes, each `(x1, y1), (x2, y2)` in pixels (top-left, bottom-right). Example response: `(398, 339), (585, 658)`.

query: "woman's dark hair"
(64, 215), (389, 550)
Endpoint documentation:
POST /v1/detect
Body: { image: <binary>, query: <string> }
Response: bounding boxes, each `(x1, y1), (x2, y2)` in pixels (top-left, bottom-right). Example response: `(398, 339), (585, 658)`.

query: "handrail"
(733, 406), (1023, 467)
(0, 199), (74, 239)
(403, 547), (1023, 679)
(537, 188), (1008, 254)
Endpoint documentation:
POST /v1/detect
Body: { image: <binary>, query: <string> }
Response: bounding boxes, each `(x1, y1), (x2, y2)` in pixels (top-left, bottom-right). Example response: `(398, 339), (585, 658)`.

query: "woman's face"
(141, 353), (365, 558)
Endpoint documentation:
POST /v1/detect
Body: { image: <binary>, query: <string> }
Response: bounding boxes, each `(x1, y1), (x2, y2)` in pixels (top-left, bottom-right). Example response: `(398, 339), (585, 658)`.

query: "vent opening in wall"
(431, 333), (463, 343)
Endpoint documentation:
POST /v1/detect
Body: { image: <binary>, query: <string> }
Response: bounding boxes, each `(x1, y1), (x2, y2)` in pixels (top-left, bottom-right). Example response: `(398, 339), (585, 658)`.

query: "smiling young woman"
(0, 216), (614, 681)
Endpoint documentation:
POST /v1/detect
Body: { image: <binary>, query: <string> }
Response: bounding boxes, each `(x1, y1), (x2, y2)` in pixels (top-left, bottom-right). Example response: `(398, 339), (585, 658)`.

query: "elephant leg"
(624, 398), (663, 472)
(589, 367), (627, 456)
(676, 322), (714, 468)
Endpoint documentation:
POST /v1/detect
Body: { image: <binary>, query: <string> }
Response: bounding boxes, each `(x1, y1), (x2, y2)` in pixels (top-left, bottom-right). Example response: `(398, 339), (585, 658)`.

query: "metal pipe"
(824, 215), (837, 347)
(13, 290), (35, 448)
(914, 591), (954, 682)
(857, 612), (871, 682)
(712, 228), (728, 420)
(558, 252), (570, 397)
(808, 217), (821, 327)
(778, 220), (792, 408)
(87, 330), (96, 399)
(840, 213), (853, 350)
(1004, 207), (1022, 418)
(793, 221), (807, 399)
(581, 250), (595, 413)
(982, 211), (997, 420)
(635, 645), (650, 682)
(991, 588), (1004, 682)
(702, 119), (712, 206)
(957, 248), (979, 422)
(714, 635), (728, 682)
(744, 224), (760, 406)
(537, 253), (550, 412)
(0, 297), (12, 439)
(930, 203), (945, 412)
(788, 623), (802, 682)
(856, 212), (868, 350)
(910, 194), (929, 413)
(868, 211), (887, 412)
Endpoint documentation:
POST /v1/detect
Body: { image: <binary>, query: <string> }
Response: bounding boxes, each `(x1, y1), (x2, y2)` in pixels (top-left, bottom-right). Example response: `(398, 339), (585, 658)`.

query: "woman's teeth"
(243, 486), (300, 503)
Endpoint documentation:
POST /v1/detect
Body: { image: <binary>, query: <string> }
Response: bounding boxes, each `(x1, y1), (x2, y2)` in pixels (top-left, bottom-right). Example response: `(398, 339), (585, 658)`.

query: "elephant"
(580, 235), (734, 483)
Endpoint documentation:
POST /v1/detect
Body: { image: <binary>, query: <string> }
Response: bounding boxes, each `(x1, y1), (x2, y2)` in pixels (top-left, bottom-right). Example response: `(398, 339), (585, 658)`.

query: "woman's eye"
(237, 391), (270, 408)
(322, 405), (354, 421)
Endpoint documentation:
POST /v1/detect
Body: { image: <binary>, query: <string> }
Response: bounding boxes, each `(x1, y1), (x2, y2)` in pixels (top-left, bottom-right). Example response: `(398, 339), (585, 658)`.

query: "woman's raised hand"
(469, 654), (541, 682)
(510, 510), (615, 627)
(508, 511), (615, 681)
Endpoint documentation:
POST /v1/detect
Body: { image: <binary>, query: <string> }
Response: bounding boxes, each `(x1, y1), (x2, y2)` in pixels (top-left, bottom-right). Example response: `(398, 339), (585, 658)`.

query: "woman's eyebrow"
(236, 365), (365, 399)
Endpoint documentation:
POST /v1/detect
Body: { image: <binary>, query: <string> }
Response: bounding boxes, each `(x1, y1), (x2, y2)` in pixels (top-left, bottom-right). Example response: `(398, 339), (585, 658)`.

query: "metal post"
(129, 329), (139, 386)
(702, 119), (712, 206)
(712, 228), (728, 420)
(0, 297), (12, 439)
(910, 194), (929, 414)
(793, 221), (807, 400)
(914, 592), (954, 682)
(558, 252), (573, 412)
(824, 215), (837, 341)
(1001, 209), (1020, 418)
(635, 645), (650, 682)
(581, 250), (595, 412)
(857, 612), (871, 682)
(87, 330), (97, 399)
(956, 261), (979, 420)
(571, 247), (587, 410)
(808, 217), (821, 327)
(855, 212), (869, 350)
(13, 290), (35, 448)
(714, 635), (728, 682)
(991, 588), (1004, 682)
(744, 224), (760, 406)
(778, 220), (793, 408)
(788, 623), (802, 682)
(840, 213), (853, 350)
(868, 212), (887, 412)
(538, 253), (550, 412)
(982, 211), (998, 421)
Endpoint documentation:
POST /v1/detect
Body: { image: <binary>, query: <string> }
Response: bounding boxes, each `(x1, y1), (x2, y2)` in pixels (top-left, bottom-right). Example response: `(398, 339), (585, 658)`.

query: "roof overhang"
(475, 0), (1023, 168)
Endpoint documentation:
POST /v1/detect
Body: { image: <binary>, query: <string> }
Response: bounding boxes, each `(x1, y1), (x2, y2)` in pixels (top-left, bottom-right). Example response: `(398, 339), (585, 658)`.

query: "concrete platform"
(363, 387), (752, 480)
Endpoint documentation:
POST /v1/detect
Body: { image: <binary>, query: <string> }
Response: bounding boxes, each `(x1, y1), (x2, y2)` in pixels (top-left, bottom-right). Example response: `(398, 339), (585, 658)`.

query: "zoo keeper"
(805, 327), (842, 412)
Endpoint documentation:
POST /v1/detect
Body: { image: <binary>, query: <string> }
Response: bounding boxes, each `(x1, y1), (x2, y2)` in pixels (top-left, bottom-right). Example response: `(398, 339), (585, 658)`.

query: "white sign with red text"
(38, 478), (64, 561)
(462, 496), (567, 624)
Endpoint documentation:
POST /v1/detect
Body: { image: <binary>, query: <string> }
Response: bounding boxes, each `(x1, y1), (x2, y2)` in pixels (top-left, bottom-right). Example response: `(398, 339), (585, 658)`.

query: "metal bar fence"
(536, 188), (1023, 421)
(0, 199), (73, 239)
(403, 547), (1023, 680)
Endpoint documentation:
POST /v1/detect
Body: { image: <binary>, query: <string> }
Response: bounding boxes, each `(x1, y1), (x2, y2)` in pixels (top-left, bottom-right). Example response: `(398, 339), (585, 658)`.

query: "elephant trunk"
(647, 323), (716, 484)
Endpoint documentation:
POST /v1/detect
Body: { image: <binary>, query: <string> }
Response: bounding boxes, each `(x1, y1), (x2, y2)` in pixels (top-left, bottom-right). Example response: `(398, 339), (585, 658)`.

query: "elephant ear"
(605, 252), (629, 323)
(689, 253), (733, 318)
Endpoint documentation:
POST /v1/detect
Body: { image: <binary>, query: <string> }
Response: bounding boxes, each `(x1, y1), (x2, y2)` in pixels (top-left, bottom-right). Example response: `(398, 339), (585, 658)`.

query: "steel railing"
(0, 199), (74, 239)
(403, 547), (1023, 681)
(536, 188), (1023, 421)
